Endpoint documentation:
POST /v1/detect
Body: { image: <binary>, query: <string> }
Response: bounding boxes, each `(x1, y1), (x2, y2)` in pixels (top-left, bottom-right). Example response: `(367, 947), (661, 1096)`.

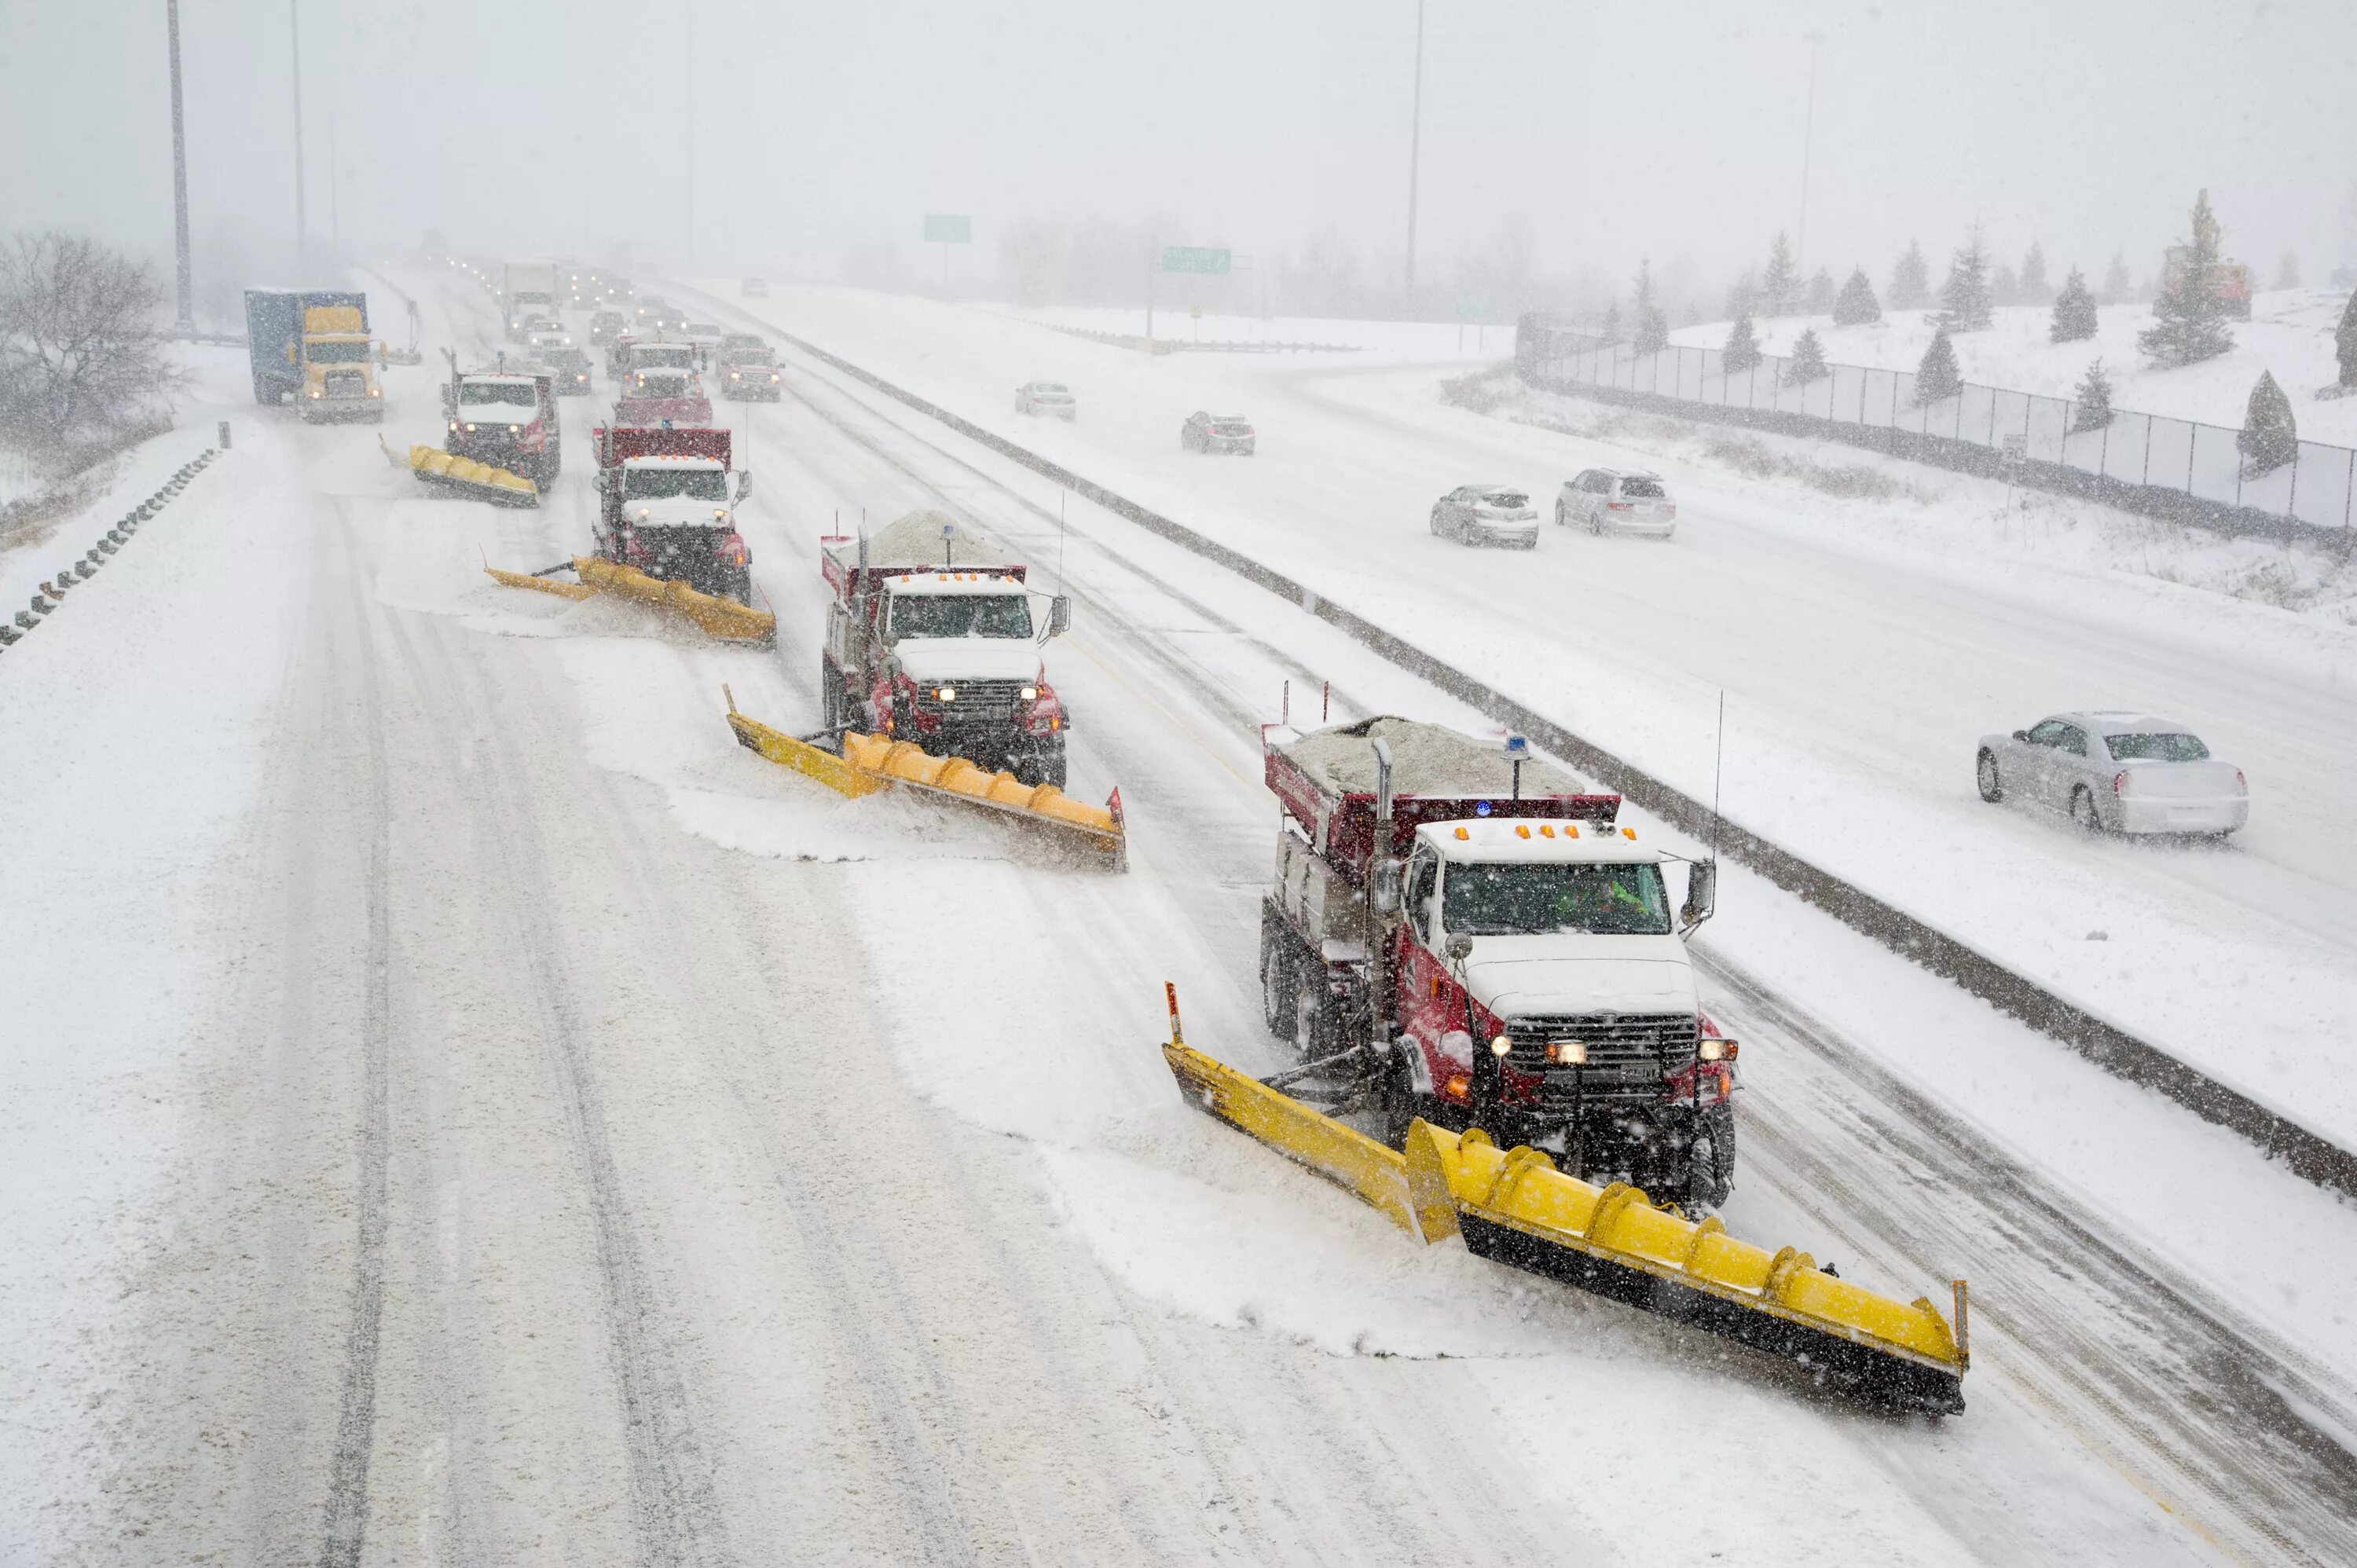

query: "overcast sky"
(2, 0), (2351, 314)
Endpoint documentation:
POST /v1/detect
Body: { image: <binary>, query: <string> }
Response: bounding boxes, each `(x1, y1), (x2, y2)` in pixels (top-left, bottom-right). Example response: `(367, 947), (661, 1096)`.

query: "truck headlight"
(1489, 1034), (1512, 1058)
(1019, 686), (1037, 702)
(1546, 1040), (1587, 1065)
(935, 687), (956, 702)
(1699, 1039), (1736, 1062)
(508, 424), (520, 434)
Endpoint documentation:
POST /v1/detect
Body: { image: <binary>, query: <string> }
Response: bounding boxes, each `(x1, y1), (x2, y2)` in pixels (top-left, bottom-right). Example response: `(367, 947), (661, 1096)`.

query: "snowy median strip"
(744, 315), (2357, 1202)
(0, 449), (218, 656)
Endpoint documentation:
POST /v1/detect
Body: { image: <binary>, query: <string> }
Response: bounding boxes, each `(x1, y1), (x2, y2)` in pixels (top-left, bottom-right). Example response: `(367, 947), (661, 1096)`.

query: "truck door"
(1396, 851), (1460, 1079)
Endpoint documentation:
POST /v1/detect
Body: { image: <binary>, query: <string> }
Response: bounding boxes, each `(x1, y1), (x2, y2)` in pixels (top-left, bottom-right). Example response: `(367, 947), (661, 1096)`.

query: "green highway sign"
(1161, 246), (1231, 275)
(923, 214), (973, 244)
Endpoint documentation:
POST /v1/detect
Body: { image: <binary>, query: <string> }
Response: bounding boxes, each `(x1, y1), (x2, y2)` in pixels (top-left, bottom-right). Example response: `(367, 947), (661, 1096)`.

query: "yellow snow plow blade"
(483, 566), (594, 601)
(574, 556), (777, 645)
(394, 438), (539, 507)
(1156, 1001), (1968, 1414)
(722, 696), (1126, 869)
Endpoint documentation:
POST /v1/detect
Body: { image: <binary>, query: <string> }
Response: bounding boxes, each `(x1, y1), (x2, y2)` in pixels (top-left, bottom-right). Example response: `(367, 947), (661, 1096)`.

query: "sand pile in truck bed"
(1278, 717), (1585, 798)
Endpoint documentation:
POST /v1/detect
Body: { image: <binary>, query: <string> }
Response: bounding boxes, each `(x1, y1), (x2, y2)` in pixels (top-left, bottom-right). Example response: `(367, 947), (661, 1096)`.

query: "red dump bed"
(1265, 721), (1619, 883)
(594, 425), (731, 468)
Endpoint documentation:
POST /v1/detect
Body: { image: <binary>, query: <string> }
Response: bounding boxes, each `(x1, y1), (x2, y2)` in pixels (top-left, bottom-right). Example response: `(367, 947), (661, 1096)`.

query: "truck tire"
(1379, 1047), (1425, 1150)
(1686, 1102), (1736, 1211)
(820, 659), (845, 731)
(252, 374), (276, 406)
(1258, 929), (1292, 1038)
(1014, 749), (1067, 789)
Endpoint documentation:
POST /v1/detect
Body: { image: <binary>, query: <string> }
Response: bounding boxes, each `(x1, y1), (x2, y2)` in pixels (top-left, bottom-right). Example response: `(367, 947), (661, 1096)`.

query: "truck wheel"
(1379, 1049), (1424, 1150)
(1258, 933), (1292, 1038)
(1015, 750), (1067, 789)
(820, 661), (845, 731)
(1686, 1104), (1736, 1211)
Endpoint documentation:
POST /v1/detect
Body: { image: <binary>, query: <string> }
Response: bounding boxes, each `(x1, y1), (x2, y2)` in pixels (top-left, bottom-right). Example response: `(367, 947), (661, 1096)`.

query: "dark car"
(546, 346), (596, 396)
(719, 346), (783, 401)
(588, 310), (628, 346)
(1181, 411), (1255, 454)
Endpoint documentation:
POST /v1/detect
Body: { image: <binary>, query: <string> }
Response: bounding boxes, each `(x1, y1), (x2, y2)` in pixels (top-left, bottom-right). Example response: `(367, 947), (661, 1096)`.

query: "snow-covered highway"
(4, 266), (2356, 1564)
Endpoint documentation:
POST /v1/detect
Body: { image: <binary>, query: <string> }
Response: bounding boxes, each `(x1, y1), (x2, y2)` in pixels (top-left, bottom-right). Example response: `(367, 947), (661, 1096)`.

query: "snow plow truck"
(590, 425), (756, 606)
(440, 355), (562, 487)
(820, 511), (1072, 787)
(1258, 716), (1736, 1207)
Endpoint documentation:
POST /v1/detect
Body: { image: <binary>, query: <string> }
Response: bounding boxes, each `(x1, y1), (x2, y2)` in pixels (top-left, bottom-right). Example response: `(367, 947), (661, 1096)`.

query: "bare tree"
(0, 233), (178, 445)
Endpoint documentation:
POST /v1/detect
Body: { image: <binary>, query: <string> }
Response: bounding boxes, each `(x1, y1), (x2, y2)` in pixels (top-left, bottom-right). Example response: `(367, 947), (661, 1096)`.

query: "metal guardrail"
(739, 313), (2357, 1203)
(1517, 317), (2356, 540)
(1020, 318), (1362, 355)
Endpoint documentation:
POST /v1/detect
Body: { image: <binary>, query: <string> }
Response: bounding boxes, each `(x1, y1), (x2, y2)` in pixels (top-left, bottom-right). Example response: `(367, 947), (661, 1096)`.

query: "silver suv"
(1430, 485), (1539, 548)
(1558, 468), (1677, 537)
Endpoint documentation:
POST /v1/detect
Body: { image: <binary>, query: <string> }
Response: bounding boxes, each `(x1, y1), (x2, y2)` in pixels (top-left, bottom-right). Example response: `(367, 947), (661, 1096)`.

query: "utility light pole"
(166, 0), (194, 331)
(1796, 31), (1826, 275)
(1403, 0), (1427, 301)
(290, 0), (307, 253)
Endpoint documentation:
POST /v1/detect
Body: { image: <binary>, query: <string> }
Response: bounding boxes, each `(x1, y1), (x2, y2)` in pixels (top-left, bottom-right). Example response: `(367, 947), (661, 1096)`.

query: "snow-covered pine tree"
(1937, 229), (1994, 331)
(2072, 358), (2114, 430)
(2276, 251), (2301, 290)
(1890, 240), (1930, 310)
(2019, 244), (2052, 306)
(1634, 303), (1670, 355)
(1784, 327), (1829, 385)
(1725, 269), (1761, 321)
(2138, 189), (2236, 367)
(2337, 288), (2357, 388)
(1991, 262), (2021, 306)
(1762, 233), (1798, 316)
(2050, 267), (2099, 343)
(1832, 266), (1881, 325)
(1723, 313), (1763, 372)
(1601, 302), (1622, 343)
(1634, 256), (1655, 315)
(2238, 371), (2298, 472)
(1915, 326), (1962, 402)
(1805, 267), (1835, 314)
(2102, 251), (2132, 303)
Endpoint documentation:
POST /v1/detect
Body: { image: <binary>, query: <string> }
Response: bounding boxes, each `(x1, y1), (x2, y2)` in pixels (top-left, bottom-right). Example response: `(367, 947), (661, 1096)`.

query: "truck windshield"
(459, 382), (537, 408)
(307, 340), (372, 363)
(625, 467), (728, 500)
(1442, 862), (1671, 936)
(889, 595), (1034, 640)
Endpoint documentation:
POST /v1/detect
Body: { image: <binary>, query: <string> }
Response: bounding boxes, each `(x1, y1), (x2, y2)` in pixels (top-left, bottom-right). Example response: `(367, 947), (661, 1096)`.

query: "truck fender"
(1395, 1035), (1435, 1096)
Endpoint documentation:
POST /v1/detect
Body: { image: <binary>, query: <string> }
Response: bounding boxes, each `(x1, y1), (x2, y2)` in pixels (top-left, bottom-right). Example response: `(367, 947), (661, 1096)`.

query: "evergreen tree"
(2019, 243), (2053, 305)
(2337, 287), (2357, 388)
(1601, 302), (1622, 343)
(1723, 313), (1763, 373)
(2102, 250), (2132, 303)
(2275, 251), (2301, 290)
(1938, 228), (1995, 331)
(2238, 370), (2298, 472)
(1725, 268), (1761, 321)
(1915, 326), (1962, 402)
(1762, 232), (1798, 315)
(1805, 267), (1835, 314)
(1783, 327), (1829, 385)
(1634, 256), (1655, 316)
(1634, 303), (1670, 355)
(1890, 240), (1930, 310)
(1991, 262), (2021, 306)
(1831, 266), (1882, 326)
(2138, 189), (2236, 367)
(2049, 267), (2099, 343)
(2072, 358), (2114, 430)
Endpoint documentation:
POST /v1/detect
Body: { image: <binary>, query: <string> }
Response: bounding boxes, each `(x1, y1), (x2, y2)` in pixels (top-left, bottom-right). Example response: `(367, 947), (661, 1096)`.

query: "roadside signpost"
(1149, 245), (1230, 340)
(923, 214), (971, 293)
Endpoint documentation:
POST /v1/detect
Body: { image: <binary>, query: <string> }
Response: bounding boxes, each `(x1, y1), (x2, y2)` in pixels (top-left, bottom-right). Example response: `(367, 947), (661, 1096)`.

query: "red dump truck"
(1259, 716), (1737, 1207)
(589, 425), (755, 605)
(819, 511), (1072, 786)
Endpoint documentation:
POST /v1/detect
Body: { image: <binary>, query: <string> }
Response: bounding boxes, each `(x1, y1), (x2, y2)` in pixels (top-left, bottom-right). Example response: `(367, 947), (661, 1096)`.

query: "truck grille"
(324, 370), (368, 398)
(1505, 1012), (1696, 1106)
(920, 678), (1025, 722)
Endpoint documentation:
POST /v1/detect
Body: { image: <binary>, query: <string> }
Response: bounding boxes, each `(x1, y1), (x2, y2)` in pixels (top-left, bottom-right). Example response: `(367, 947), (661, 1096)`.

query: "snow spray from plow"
(1159, 987), (1968, 1413)
(724, 692), (1126, 868)
(482, 557), (778, 645)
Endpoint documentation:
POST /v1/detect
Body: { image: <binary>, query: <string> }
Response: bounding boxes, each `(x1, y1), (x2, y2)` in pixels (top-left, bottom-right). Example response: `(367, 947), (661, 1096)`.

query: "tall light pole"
(166, 0), (194, 331)
(1403, 0), (1426, 302)
(290, 0), (307, 253)
(1796, 31), (1827, 276)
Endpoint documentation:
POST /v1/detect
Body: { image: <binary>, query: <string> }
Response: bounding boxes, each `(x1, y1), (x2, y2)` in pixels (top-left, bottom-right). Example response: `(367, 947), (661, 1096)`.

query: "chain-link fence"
(1516, 319), (2356, 534)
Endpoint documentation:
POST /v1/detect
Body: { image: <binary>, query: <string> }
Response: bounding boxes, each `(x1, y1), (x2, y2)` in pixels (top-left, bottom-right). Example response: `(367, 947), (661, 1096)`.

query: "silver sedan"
(1430, 485), (1539, 549)
(1976, 712), (2248, 835)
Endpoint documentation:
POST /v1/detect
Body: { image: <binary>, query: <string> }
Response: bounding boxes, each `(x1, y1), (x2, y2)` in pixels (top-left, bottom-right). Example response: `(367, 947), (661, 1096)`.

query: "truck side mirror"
(591, 471), (607, 492)
(1445, 933), (1473, 962)
(1047, 595), (1071, 636)
(1370, 856), (1403, 916)
(1681, 860), (1718, 930)
(734, 470), (753, 502)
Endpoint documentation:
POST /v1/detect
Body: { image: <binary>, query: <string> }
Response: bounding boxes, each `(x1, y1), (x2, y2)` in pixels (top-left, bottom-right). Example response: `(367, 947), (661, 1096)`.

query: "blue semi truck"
(244, 288), (384, 422)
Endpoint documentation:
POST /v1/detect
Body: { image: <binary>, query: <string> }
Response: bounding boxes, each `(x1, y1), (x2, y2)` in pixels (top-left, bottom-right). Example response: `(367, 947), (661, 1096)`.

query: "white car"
(741, 277), (769, 299)
(1558, 468), (1677, 537)
(1976, 712), (2249, 836)
(1430, 485), (1539, 549)
(1014, 381), (1076, 419)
